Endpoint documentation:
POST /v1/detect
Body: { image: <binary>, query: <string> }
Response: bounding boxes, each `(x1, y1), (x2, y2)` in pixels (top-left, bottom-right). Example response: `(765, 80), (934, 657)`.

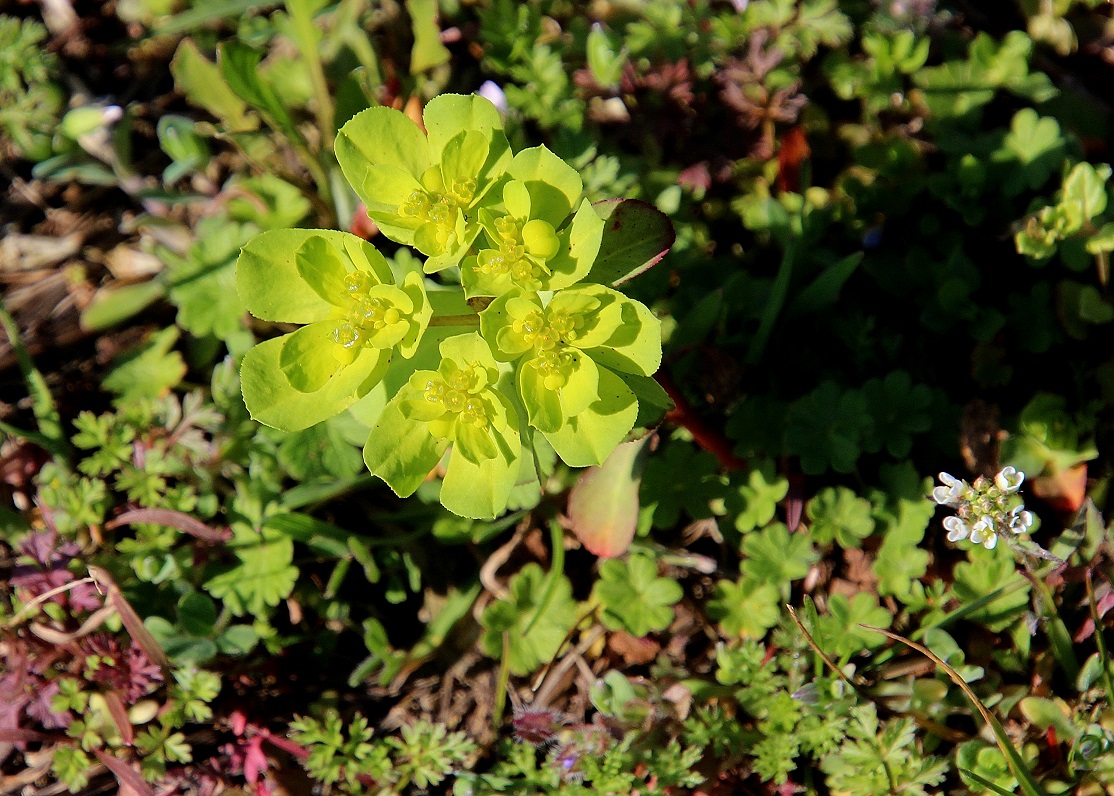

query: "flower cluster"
(237, 95), (666, 519)
(932, 466), (1034, 549)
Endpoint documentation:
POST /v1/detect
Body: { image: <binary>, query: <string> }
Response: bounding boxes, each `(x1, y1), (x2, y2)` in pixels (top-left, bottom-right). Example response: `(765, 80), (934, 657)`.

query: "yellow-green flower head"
(479, 284), (662, 466)
(335, 95), (512, 272)
(364, 334), (522, 519)
(461, 146), (604, 298)
(237, 230), (431, 432)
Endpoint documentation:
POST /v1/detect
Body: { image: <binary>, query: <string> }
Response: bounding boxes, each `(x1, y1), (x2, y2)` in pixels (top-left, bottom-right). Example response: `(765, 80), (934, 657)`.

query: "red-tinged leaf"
(1032, 463), (1088, 514)
(93, 749), (154, 796)
(0, 728), (51, 743)
(107, 508), (231, 542)
(102, 691), (133, 745)
(776, 126), (810, 194)
(243, 735), (269, 783)
(349, 203), (379, 239)
(87, 565), (170, 671)
(588, 199), (675, 287)
(786, 471), (804, 533)
(567, 436), (651, 558)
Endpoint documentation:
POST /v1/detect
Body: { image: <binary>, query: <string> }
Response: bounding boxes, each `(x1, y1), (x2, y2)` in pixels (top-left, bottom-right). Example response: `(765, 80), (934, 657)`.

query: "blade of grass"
(862, 624), (1048, 796)
(869, 580), (1028, 670)
(0, 298), (70, 465)
(786, 605), (868, 699)
(960, 768), (1024, 796)
(286, 0), (335, 149)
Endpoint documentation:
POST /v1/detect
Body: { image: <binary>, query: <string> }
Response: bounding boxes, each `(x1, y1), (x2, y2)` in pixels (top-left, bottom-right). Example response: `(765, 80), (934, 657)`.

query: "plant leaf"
(587, 199), (675, 287)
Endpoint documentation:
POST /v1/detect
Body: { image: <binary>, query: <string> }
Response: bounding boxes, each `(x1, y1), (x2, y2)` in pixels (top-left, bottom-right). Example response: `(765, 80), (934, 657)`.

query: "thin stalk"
(863, 625), (1048, 796)
(286, 0), (335, 150)
(1024, 570), (1080, 682)
(1085, 570), (1114, 709)
(493, 631), (511, 728)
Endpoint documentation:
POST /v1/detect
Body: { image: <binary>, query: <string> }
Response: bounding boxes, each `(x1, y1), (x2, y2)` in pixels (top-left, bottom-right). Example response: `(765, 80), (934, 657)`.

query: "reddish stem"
(654, 370), (747, 471)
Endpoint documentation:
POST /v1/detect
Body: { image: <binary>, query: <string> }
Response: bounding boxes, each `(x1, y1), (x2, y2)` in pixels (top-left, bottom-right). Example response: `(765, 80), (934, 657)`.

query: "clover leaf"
(994, 108), (1066, 197)
(640, 440), (726, 529)
(727, 459), (789, 533)
(593, 553), (683, 637)
(480, 563), (577, 676)
(784, 382), (869, 475)
(816, 593), (891, 658)
(806, 486), (876, 548)
(238, 230), (431, 432)
(363, 333), (522, 519)
(707, 577), (780, 640)
(336, 94), (512, 272)
(860, 371), (933, 459)
(741, 522), (818, 591)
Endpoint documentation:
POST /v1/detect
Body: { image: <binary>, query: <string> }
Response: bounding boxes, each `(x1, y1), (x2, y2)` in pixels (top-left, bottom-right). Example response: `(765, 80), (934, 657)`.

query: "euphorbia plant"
(237, 94), (671, 518)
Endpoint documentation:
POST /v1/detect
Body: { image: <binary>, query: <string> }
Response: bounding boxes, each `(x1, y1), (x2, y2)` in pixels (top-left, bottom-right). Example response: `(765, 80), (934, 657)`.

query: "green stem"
(286, 0), (335, 151)
(1026, 570), (1080, 683)
(0, 298), (70, 466)
(493, 631), (511, 728)
(428, 314), (480, 328)
(1085, 571), (1114, 709)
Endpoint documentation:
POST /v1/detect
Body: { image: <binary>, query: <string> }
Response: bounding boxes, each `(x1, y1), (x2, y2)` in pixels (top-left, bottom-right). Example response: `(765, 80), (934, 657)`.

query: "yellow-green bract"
(236, 94), (668, 520)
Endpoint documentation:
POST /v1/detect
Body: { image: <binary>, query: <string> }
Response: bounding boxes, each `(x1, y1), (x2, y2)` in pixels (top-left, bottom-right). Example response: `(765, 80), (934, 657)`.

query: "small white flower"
(969, 517), (997, 549)
(933, 472), (964, 505)
(1008, 505), (1034, 534)
(995, 466), (1024, 494)
(943, 515), (969, 542)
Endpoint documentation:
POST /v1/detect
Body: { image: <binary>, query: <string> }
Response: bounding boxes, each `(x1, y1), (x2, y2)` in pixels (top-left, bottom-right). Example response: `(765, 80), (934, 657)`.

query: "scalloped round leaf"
(585, 295), (662, 377)
(364, 394), (447, 498)
(279, 322), (357, 392)
(295, 236), (349, 305)
(548, 200), (605, 291)
(542, 367), (638, 467)
(238, 229), (365, 323)
(423, 94), (505, 158)
(507, 145), (583, 225)
(336, 106), (430, 193)
(441, 416), (521, 519)
(587, 199), (675, 287)
(241, 335), (389, 431)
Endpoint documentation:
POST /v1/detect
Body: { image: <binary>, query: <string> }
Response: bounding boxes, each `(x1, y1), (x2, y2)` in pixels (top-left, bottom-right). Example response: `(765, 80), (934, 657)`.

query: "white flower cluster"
(932, 466), (1034, 550)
